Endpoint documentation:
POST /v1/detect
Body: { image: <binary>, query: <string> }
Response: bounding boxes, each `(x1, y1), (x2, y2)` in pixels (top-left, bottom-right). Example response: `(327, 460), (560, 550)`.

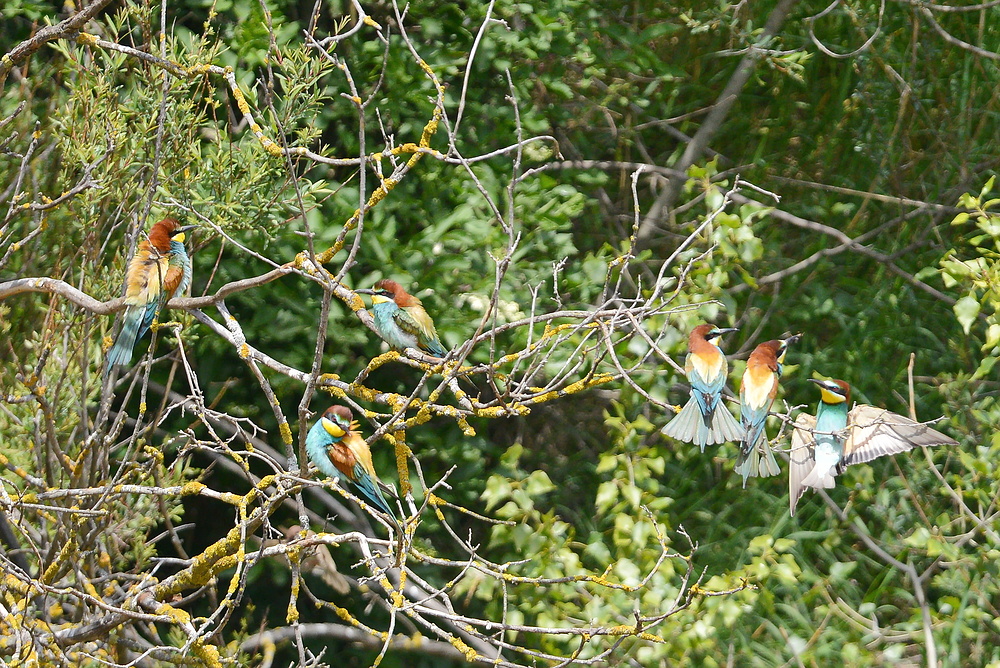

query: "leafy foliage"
(3, 0), (1000, 666)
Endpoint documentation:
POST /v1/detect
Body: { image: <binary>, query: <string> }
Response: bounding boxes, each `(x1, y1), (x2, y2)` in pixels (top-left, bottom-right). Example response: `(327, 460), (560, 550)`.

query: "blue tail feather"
(351, 464), (398, 523)
(663, 396), (741, 451)
(734, 429), (781, 485)
(104, 302), (163, 377)
(105, 307), (143, 376)
(423, 337), (448, 357)
(710, 403), (744, 445)
(136, 300), (161, 341)
(735, 407), (781, 484)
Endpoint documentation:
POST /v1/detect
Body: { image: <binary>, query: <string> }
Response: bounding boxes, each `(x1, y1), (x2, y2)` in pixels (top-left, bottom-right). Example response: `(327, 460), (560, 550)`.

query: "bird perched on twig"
(105, 217), (193, 377)
(735, 334), (801, 485)
(305, 405), (398, 526)
(788, 378), (957, 516)
(661, 324), (743, 451)
(356, 279), (448, 357)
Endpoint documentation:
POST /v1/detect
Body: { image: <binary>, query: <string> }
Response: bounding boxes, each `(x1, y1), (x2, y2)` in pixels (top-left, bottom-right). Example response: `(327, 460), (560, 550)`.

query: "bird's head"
(319, 405), (360, 439)
(775, 333), (802, 364)
(691, 323), (738, 348)
(171, 224), (196, 244)
(148, 217), (181, 252)
(808, 377), (851, 404)
(357, 279), (418, 307)
(148, 217), (194, 249)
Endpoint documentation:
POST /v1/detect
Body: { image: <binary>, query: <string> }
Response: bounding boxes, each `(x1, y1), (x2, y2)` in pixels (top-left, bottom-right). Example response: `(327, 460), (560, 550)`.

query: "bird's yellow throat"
(819, 387), (847, 404)
(321, 417), (346, 438)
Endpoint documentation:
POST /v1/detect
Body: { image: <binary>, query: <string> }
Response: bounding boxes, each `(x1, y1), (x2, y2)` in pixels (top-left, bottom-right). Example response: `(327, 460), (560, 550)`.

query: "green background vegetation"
(2, 0), (1000, 665)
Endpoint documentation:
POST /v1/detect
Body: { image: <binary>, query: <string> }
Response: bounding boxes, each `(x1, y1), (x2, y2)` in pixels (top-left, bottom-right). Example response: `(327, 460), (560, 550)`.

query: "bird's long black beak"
(176, 224), (197, 233)
(354, 288), (375, 295)
(717, 327), (739, 335)
(784, 333), (803, 345)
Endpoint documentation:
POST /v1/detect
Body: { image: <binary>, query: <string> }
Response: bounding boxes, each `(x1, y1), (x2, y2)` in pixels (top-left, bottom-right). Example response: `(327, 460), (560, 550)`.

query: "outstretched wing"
(841, 405), (956, 470)
(788, 413), (817, 516)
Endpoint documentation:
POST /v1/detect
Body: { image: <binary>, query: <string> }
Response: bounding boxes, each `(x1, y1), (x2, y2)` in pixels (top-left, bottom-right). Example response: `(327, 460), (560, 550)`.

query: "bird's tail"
(800, 463), (836, 490)
(351, 467), (400, 529)
(710, 403), (744, 448)
(104, 307), (143, 377)
(663, 396), (741, 451)
(734, 429), (781, 487)
(424, 338), (449, 358)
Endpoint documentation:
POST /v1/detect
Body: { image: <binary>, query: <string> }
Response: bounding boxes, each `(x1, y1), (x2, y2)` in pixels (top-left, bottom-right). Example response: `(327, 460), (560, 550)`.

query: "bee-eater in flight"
(735, 334), (801, 485)
(661, 324), (743, 451)
(788, 378), (957, 515)
(356, 279), (448, 357)
(105, 217), (193, 377)
(305, 405), (398, 525)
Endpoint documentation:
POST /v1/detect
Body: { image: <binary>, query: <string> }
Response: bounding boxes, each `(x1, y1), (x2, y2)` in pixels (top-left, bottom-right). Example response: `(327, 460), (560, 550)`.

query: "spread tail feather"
(663, 396), (741, 451)
(800, 464), (836, 490)
(710, 403), (744, 446)
(734, 431), (781, 486)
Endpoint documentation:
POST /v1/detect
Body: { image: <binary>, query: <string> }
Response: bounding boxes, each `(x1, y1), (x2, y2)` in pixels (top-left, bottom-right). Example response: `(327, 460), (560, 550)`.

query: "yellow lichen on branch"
(450, 637), (479, 662)
(75, 32), (99, 46)
(278, 421), (293, 447)
(154, 603), (223, 667)
(390, 426), (411, 497)
(315, 64), (445, 264)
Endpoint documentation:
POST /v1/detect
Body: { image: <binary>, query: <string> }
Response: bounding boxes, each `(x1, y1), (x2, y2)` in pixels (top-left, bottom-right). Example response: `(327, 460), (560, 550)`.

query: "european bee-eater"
(661, 324), (743, 451)
(788, 378), (957, 515)
(305, 405), (398, 524)
(356, 279), (448, 357)
(734, 334), (801, 485)
(105, 217), (193, 377)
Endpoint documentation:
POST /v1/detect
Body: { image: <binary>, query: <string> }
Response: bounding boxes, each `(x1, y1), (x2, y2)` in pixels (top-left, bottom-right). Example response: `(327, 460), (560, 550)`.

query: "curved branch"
(2, 265), (298, 313)
(899, 0), (1000, 10)
(728, 193), (962, 308)
(918, 6), (1000, 60)
(0, 0), (116, 88)
(241, 623), (467, 662)
(0, 277), (122, 314)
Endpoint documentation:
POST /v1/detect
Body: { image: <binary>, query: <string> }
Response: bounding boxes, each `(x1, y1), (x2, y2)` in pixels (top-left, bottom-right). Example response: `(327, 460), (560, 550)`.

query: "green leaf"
(954, 295), (981, 334)
(980, 175), (996, 197)
(829, 561), (857, 582)
(972, 355), (998, 381)
(523, 470), (555, 497)
(595, 453), (619, 474)
(595, 481), (618, 513)
(984, 324), (1000, 349)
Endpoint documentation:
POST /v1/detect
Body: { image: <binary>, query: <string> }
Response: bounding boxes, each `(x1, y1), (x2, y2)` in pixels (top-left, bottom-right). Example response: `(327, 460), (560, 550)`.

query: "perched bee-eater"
(105, 217), (193, 377)
(661, 324), (743, 451)
(788, 378), (957, 515)
(356, 279), (448, 357)
(734, 334), (801, 485)
(305, 405), (398, 524)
